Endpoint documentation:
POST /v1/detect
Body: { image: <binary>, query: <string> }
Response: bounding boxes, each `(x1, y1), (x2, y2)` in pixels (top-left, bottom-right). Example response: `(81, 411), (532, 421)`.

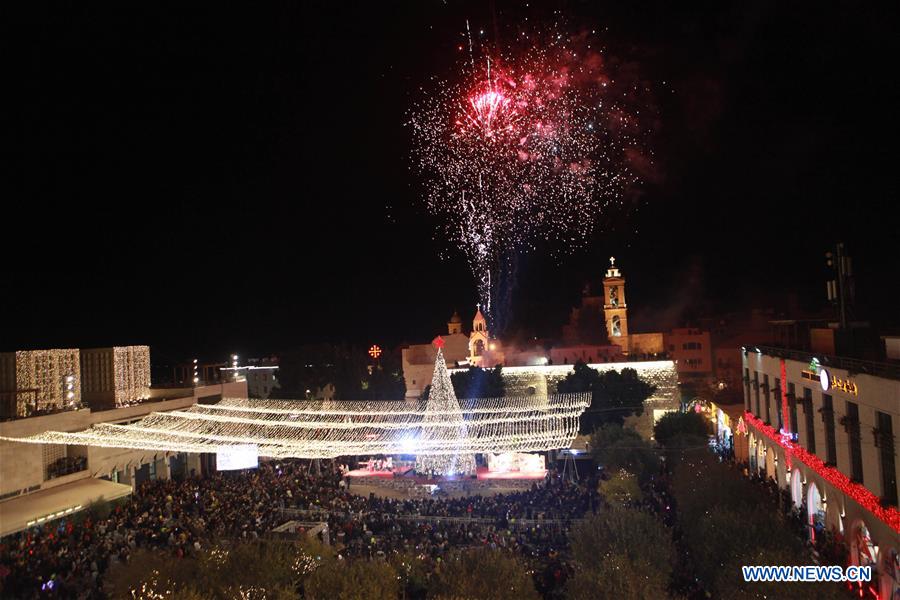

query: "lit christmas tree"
(415, 336), (477, 477)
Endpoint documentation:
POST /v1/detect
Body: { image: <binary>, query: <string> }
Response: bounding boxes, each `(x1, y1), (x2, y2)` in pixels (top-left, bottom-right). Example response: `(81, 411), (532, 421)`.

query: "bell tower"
(447, 310), (462, 335)
(603, 256), (629, 341)
(468, 304), (490, 365)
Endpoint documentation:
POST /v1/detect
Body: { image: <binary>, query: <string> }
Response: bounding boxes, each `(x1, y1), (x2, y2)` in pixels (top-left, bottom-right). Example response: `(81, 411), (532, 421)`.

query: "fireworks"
(409, 25), (652, 328)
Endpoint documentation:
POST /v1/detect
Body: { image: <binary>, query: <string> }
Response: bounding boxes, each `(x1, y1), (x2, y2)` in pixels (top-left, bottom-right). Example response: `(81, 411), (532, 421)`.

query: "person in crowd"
(0, 459), (598, 599)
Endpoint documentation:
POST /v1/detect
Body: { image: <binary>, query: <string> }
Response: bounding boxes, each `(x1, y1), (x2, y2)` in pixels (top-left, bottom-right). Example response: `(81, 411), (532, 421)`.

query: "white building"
(0, 347), (248, 537)
(0, 349), (81, 418)
(743, 345), (899, 599)
(80, 346), (152, 409)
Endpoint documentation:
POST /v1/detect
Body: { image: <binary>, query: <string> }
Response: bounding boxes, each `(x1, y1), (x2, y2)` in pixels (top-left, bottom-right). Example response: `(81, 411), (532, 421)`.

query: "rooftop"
(750, 345), (900, 381)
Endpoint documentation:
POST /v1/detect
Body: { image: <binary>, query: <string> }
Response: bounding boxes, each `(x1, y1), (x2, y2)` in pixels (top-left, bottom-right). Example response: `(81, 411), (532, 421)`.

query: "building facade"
(0, 378), (248, 537)
(664, 328), (713, 378)
(743, 346), (899, 599)
(80, 346), (151, 409)
(401, 256), (713, 398)
(0, 349), (82, 419)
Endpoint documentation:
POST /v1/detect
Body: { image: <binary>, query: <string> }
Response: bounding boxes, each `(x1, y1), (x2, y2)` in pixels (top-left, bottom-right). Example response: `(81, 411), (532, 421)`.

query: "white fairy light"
(415, 346), (476, 476)
(113, 346), (151, 406)
(2, 349), (588, 467)
(12, 349), (81, 416)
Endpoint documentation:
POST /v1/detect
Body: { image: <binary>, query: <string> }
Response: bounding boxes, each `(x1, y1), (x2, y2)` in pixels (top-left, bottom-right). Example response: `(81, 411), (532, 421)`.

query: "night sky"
(6, 1), (897, 363)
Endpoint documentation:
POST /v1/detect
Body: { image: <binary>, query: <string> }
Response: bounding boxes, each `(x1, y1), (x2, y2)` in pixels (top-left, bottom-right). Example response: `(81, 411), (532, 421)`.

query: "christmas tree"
(415, 336), (477, 477)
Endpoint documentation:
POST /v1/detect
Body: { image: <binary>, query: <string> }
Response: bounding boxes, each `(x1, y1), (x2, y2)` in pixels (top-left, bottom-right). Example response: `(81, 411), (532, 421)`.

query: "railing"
(754, 346), (900, 381)
(45, 456), (88, 480)
(278, 507), (581, 529)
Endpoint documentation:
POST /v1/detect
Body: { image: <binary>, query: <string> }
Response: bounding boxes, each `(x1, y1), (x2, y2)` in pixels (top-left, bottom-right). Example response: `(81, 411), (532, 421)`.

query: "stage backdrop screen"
(216, 444), (259, 470)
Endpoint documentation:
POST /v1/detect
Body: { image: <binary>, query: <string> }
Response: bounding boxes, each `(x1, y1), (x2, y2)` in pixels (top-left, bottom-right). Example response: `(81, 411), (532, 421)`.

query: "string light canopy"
(1, 393), (587, 460)
(2, 348), (587, 472)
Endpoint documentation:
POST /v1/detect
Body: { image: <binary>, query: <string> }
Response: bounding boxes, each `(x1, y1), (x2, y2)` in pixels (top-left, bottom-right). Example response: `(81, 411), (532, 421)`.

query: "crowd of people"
(0, 459), (599, 599)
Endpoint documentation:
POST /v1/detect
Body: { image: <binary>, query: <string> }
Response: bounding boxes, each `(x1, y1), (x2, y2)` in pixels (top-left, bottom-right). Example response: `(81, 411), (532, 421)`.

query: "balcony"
(753, 345), (900, 381)
(45, 455), (88, 481)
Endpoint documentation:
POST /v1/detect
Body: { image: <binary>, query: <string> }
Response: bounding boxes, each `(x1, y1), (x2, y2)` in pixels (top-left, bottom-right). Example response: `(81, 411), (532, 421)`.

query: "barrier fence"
(277, 507), (582, 530)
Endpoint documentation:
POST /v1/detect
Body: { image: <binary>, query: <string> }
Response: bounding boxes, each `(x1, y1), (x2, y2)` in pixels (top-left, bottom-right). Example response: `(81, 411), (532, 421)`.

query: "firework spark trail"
(409, 24), (652, 330)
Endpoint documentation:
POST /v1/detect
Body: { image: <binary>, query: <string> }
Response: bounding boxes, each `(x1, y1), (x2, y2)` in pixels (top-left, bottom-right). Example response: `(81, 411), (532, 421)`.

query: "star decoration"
(432, 335), (445, 349)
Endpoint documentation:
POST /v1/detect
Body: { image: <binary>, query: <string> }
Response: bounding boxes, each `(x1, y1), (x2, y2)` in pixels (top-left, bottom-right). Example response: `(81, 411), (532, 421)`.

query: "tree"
(653, 410), (711, 447)
(599, 469), (643, 507)
(589, 423), (658, 482)
(653, 410), (711, 467)
(557, 362), (654, 433)
(390, 552), (430, 600)
(201, 540), (302, 596)
(103, 549), (203, 599)
(429, 549), (540, 600)
(567, 509), (675, 600)
(671, 454), (845, 599)
(361, 358), (406, 400)
(306, 558), (399, 600)
(450, 365), (505, 399)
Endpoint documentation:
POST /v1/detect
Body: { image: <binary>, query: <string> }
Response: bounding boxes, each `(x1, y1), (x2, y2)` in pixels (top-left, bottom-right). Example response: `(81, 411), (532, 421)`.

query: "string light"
(113, 346), (151, 406)
(745, 412), (900, 533)
(12, 349), (81, 416)
(415, 346), (476, 476)
(2, 350), (587, 466)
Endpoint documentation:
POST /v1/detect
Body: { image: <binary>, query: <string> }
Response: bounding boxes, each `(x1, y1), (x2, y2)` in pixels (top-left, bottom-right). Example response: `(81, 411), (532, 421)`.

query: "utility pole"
(825, 243), (853, 329)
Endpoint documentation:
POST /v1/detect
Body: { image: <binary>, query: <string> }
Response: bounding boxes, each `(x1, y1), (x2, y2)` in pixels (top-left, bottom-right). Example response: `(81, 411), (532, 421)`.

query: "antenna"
(825, 242), (854, 329)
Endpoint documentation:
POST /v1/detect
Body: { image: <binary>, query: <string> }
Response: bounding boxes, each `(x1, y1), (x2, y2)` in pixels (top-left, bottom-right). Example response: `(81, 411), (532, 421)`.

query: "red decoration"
(368, 345), (382, 359)
(745, 411), (900, 533)
(780, 359), (792, 469)
(432, 335), (445, 349)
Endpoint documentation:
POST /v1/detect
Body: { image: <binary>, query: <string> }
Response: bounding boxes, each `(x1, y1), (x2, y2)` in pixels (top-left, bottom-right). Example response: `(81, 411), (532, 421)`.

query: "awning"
(0, 477), (132, 538)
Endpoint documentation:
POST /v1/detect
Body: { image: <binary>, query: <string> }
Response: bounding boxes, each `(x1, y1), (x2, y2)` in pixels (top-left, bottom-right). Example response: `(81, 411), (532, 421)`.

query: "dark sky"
(6, 1), (897, 363)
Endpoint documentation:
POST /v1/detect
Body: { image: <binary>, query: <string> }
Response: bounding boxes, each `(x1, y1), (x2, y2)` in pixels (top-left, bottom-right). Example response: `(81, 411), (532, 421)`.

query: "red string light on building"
(745, 412), (900, 533)
(780, 359), (792, 470)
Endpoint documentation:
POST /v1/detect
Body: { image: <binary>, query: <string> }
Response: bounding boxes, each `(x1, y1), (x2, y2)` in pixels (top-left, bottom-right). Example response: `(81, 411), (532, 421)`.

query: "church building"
(400, 256), (712, 399)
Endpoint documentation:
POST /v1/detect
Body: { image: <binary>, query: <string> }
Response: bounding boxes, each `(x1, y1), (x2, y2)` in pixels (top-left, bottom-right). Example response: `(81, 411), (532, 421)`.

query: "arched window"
(807, 483), (826, 541)
(611, 315), (621, 337)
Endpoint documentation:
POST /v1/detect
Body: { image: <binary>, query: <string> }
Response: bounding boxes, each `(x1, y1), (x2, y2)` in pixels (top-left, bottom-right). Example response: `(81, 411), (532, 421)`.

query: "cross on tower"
(609, 256), (616, 266)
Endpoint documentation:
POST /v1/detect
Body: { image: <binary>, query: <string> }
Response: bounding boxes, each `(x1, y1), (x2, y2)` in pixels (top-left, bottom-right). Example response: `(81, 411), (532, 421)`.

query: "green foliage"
(567, 509), (675, 600)
(306, 557), (399, 600)
(390, 551), (430, 599)
(362, 362), (407, 400)
(105, 541), (307, 600)
(103, 549), (199, 599)
(450, 365), (505, 399)
(670, 451), (761, 524)
(599, 469), (643, 507)
(273, 344), (405, 400)
(653, 410), (711, 446)
(201, 541), (304, 594)
(653, 410), (711, 468)
(557, 362), (654, 432)
(671, 454), (845, 599)
(589, 423), (658, 482)
(429, 549), (540, 600)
